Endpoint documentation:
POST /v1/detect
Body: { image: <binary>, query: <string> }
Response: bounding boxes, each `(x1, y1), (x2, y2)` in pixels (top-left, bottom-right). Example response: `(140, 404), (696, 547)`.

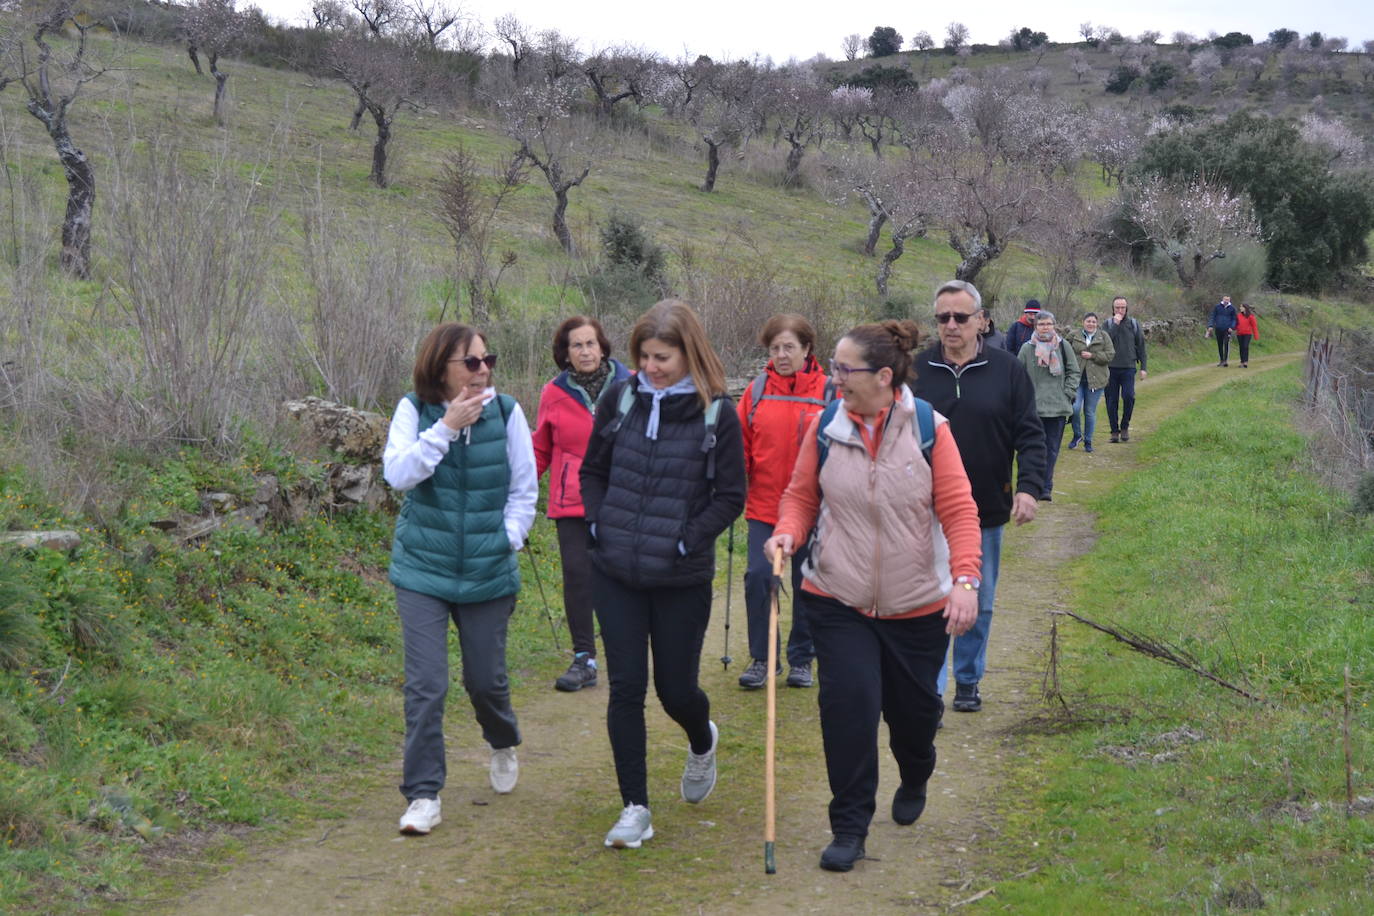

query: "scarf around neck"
(569, 358), (612, 406)
(1034, 332), (1064, 376)
(636, 373), (698, 440)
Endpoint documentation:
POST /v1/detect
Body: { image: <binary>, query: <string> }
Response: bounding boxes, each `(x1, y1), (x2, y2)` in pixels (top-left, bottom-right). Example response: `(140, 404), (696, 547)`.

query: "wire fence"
(1303, 330), (1374, 491)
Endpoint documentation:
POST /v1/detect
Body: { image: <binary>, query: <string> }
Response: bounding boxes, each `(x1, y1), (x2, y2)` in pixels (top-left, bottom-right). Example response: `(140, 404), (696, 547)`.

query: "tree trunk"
(783, 140), (804, 189)
(876, 236), (904, 297)
(702, 140), (720, 192)
(370, 109), (391, 187)
(350, 91), (367, 131)
(864, 209), (888, 257)
(551, 186), (573, 253)
(210, 54), (228, 125)
(55, 130), (94, 279)
(187, 44), (202, 75)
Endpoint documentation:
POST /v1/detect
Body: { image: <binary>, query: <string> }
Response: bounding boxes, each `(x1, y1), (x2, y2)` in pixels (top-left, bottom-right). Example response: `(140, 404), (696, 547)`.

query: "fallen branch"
(948, 867), (1039, 910)
(44, 657), (73, 700)
(1052, 610), (1270, 705)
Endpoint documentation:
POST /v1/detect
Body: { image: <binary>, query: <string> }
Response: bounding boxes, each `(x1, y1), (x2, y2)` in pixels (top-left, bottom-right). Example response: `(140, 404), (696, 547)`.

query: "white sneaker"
(604, 804), (653, 848)
(680, 720), (718, 803)
(490, 745), (518, 794)
(398, 797), (441, 835)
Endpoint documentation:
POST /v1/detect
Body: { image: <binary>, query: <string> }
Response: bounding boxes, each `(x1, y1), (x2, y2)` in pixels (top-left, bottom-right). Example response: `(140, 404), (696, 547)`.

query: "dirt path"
(155, 355), (1298, 915)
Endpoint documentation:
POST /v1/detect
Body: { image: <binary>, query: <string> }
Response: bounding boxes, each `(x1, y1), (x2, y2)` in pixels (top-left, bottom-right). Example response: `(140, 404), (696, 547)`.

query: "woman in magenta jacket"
(532, 316), (631, 692)
(736, 314), (831, 691)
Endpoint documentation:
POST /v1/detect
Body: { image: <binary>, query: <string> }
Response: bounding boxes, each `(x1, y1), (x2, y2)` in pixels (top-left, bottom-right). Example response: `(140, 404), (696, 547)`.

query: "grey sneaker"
(604, 804), (653, 848)
(489, 745), (518, 794)
(737, 658), (780, 690)
(555, 654), (598, 691)
(681, 720), (718, 803)
(786, 663), (813, 688)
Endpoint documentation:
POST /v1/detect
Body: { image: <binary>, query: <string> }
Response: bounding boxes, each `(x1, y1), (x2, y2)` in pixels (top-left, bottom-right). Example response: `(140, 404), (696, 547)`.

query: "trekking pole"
(721, 518), (735, 670)
(764, 548), (783, 875)
(522, 538), (562, 652)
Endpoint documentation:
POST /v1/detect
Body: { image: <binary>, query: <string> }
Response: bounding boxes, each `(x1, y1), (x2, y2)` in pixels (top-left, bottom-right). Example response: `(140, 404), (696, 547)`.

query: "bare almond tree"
(329, 32), (430, 186)
(499, 79), (597, 253)
(764, 72), (828, 189)
(841, 34), (861, 61)
(351, 0), (397, 37)
(492, 13), (530, 79)
(181, 0), (247, 125)
(827, 149), (931, 294)
(1119, 176), (1262, 288)
(687, 59), (758, 192)
(0, 1), (108, 278)
(583, 47), (653, 120)
(406, 0), (459, 50)
(433, 143), (527, 322)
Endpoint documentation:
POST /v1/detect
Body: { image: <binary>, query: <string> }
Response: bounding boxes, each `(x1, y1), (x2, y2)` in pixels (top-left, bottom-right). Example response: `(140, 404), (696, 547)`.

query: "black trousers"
(803, 591), (948, 838)
(1215, 329), (1231, 363)
(1237, 334), (1252, 364)
(555, 517), (597, 657)
(593, 569), (713, 807)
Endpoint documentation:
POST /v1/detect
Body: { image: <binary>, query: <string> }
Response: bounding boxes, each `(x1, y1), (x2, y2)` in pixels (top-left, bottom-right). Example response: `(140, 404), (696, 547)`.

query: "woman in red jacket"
(1235, 304), (1259, 368)
(736, 314), (831, 690)
(532, 316), (631, 692)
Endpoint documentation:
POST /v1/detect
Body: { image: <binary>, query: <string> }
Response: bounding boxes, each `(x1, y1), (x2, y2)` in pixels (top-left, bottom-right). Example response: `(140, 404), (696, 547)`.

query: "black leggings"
(1237, 334), (1252, 364)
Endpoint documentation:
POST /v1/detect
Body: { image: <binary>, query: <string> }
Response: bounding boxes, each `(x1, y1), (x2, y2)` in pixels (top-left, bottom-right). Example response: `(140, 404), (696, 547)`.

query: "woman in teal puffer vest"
(383, 323), (538, 837)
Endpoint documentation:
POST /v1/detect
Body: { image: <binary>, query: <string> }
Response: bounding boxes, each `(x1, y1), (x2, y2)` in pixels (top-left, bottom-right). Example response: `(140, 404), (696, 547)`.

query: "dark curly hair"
(843, 320), (922, 391)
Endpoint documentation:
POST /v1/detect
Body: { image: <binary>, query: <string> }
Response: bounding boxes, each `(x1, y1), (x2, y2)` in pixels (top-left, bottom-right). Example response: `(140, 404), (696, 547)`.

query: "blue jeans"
(937, 524), (1004, 693)
(1070, 379), (1104, 445)
(744, 519), (813, 667)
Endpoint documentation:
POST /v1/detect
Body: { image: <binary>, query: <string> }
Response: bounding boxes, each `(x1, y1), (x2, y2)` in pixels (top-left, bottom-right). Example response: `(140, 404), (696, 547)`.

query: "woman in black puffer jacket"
(580, 299), (745, 851)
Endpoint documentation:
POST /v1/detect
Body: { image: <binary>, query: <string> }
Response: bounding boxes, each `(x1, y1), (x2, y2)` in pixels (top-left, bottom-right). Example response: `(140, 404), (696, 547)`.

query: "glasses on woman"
(448, 354), (498, 371)
(829, 360), (879, 380)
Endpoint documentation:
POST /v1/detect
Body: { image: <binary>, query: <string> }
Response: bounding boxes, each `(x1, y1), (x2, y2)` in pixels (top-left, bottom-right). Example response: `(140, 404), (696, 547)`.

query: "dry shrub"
(297, 177), (430, 412)
(1302, 331), (1374, 498)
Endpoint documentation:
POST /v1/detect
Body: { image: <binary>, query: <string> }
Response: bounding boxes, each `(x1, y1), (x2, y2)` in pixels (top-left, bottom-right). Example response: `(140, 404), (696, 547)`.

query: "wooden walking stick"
(764, 549), (784, 874)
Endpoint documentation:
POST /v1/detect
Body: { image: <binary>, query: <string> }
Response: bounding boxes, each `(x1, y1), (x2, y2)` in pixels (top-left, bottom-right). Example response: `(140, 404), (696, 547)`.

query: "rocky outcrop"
(0, 530), (83, 551)
(282, 397), (390, 461)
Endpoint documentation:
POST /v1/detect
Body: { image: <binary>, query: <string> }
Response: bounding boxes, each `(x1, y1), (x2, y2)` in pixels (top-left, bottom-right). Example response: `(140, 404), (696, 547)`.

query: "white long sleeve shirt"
(382, 389), (538, 551)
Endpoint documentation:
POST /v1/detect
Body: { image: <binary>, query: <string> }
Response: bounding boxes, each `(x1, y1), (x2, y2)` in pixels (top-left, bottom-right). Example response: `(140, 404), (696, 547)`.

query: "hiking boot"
(398, 797), (441, 835)
(489, 746), (518, 794)
(1110, 432), (1120, 443)
(1120, 427), (1130, 442)
(786, 662), (814, 688)
(681, 721), (718, 803)
(737, 658), (780, 690)
(819, 833), (866, 872)
(952, 682), (981, 712)
(555, 653), (598, 692)
(892, 782), (928, 826)
(1068, 435), (1081, 450)
(604, 804), (653, 849)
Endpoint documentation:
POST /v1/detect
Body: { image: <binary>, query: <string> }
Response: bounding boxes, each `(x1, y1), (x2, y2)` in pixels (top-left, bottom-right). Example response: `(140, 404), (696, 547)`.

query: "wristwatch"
(955, 575), (980, 591)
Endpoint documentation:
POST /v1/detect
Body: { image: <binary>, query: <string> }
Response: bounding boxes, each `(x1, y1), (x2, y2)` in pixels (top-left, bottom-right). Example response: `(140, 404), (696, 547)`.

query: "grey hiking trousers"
(395, 587), (521, 800)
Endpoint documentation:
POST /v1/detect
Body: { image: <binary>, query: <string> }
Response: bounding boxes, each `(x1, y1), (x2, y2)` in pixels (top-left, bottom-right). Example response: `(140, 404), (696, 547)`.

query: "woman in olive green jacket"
(1065, 312), (1115, 453)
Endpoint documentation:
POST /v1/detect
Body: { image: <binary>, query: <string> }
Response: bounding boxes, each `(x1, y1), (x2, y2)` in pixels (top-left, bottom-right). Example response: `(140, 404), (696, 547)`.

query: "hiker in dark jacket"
(1207, 295), (1238, 367)
(383, 322), (538, 836)
(1104, 296), (1148, 443)
(912, 281), (1046, 717)
(1003, 299), (1041, 354)
(580, 299), (745, 851)
(532, 315), (631, 692)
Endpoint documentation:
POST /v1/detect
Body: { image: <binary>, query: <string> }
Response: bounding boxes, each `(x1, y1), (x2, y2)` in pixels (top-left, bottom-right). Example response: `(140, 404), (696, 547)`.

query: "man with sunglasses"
(911, 280), (1045, 715)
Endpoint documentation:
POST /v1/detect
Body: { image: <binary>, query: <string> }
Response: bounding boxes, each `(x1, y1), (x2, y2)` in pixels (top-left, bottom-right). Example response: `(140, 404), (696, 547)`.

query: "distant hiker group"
(378, 283), (1174, 871)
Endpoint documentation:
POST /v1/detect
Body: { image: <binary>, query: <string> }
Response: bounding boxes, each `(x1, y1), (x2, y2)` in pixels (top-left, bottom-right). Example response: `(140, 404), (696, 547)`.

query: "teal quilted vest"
(388, 393), (520, 603)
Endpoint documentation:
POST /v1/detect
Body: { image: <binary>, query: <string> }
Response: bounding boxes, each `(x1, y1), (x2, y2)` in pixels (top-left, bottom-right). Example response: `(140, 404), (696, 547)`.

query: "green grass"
(992, 364), (1374, 913)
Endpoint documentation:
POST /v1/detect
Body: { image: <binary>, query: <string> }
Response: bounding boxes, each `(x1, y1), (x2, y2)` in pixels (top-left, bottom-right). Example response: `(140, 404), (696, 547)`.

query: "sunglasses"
(934, 311), (975, 325)
(448, 354), (498, 371)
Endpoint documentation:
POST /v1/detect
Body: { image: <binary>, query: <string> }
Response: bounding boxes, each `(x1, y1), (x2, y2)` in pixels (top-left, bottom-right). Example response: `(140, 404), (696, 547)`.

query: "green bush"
(1354, 472), (1374, 515)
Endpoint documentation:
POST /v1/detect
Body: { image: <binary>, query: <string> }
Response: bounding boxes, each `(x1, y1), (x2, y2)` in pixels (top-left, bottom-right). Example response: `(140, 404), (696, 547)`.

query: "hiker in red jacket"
(736, 314), (831, 690)
(1235, 304), (1259, 368)
(531, 316), (631, 692)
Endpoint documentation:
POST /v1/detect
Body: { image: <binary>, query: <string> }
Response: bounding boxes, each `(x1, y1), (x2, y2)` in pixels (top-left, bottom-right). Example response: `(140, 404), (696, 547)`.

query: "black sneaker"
(819, 833), (866, 872)
(737, 659), (780, 690)
(555, 655), (598, 692)
(892, 782), (928, 826)
(786, 662), (813, 688)
(952, 682), (981, 712)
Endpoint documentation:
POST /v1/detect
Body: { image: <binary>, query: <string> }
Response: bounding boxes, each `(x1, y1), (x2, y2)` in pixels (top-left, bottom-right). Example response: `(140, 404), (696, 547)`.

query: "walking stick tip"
(764, 841), (776, 874)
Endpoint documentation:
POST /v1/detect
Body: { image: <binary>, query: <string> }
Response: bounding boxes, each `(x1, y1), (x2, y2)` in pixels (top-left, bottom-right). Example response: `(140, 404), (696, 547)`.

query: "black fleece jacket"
(580, 378), (746, 588)
(911, 342), (1046, 528)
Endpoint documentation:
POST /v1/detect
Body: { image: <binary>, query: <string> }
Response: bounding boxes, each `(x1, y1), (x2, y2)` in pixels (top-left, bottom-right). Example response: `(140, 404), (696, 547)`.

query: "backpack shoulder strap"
(702, 395), (725, 481)
(814, 399), (843, 472)
(600, 381), (637, 440)
(912, 397), (935, 466)
(746, 373), (768, 424)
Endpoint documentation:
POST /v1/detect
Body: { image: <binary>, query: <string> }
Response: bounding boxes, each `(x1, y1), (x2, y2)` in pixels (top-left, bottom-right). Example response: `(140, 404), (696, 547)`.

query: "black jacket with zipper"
(580, 378), (745, 588)
(911, 342), (1046, 528)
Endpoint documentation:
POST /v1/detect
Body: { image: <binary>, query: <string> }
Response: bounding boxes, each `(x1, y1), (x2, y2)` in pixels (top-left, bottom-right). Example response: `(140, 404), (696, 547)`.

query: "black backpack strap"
(701, 396), (725, 481)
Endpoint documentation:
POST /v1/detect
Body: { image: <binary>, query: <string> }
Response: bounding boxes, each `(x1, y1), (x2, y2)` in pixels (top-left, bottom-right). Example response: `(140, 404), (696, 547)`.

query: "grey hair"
(1035, 309), (1057, 325)
(934, 280), (982, 310)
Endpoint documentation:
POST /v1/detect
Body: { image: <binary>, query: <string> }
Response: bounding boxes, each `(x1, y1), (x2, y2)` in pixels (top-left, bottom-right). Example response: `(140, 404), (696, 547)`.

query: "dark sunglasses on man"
(934, 311), (974, 325)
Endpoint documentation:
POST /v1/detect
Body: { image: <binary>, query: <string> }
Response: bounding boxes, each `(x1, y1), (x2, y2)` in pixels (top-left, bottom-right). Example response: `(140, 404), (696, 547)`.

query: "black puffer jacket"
(580, 378), (746, 588)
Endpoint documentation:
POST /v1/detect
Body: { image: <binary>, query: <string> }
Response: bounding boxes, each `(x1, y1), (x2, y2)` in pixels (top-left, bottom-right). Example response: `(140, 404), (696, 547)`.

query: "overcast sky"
(253, 0), (1374, 62)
